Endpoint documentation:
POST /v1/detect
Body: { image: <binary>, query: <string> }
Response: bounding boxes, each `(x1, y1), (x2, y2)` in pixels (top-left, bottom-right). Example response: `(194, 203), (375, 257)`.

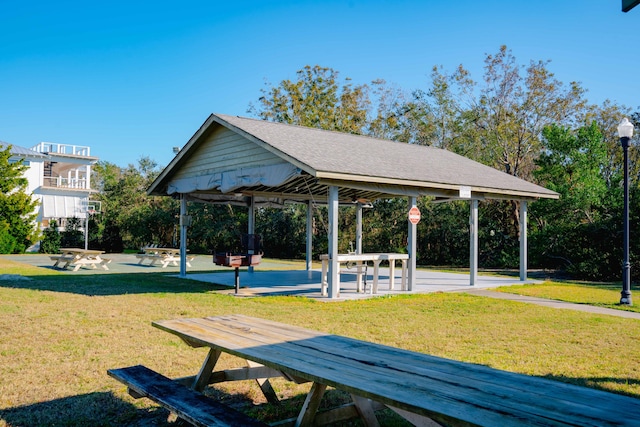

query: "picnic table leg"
(389, 260), (396, 290)
(388, 405), (444, 427)
(351, 394), (380, 427)
(65, 256), (79, 270)
(296, 382), (327, 427)
(372, 261), (381, 294)
(192, 348), (222, 392)
(321, 259), (328, 296)
(356, 263), (363, 293)
(246, 360), (280, 405)
(401, 260), (407, 291)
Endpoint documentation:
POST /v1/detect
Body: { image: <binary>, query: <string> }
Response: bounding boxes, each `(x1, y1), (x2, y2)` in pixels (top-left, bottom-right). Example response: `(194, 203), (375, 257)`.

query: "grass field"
(1, 257), (639, 426)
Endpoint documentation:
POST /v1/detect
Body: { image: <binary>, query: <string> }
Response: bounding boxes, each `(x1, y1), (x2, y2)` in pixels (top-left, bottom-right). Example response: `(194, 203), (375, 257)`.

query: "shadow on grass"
(542, 374), (640, 399)
(0, 391), (175, 427)
(0, 271), (230, 297)
(2, 377), (634, 427)
(205, 385), (412, 426)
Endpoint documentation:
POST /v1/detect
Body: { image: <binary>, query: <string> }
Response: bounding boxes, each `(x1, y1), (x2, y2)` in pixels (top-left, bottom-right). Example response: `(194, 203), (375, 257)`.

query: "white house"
(1, 141), (99, 247)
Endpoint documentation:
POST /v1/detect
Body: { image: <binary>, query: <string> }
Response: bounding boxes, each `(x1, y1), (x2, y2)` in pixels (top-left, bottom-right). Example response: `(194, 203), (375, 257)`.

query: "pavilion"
(147, 114), (558, 298)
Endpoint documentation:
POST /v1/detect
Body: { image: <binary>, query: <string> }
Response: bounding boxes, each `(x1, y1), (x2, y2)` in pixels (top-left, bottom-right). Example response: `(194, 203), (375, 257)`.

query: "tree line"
(4, 46), (638, 282)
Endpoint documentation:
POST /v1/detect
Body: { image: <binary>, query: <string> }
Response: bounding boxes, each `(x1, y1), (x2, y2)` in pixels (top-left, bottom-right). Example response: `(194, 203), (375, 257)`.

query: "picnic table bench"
(136, 247), (195, 268)
(108, 314), (640, 427)
(108, 365), (267, 427)
(50, 248), (111, 271)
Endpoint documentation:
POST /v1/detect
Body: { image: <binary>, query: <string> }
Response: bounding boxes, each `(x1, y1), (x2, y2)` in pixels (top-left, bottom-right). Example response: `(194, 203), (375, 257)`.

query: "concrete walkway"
(465, 289), (640, 320)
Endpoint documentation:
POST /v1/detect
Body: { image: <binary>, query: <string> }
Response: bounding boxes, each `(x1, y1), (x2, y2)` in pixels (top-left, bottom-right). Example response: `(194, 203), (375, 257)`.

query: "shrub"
(0, 221), (17, 254)
(40, 220), (61, 254)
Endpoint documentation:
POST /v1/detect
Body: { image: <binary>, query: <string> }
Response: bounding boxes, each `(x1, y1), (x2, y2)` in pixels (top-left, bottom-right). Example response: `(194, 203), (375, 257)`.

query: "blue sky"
(0, 0), (638, 168)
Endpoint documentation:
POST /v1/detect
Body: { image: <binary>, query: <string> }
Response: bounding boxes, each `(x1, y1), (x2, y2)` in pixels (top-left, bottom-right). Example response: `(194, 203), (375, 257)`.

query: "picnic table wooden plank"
(221, 316), (638, 425)
(154, 315), (640, 427)
(157, 319), (551, 425)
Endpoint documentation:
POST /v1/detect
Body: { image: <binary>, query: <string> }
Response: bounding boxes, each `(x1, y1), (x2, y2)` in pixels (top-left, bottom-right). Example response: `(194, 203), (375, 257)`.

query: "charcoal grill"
(213, 234), (262, 293)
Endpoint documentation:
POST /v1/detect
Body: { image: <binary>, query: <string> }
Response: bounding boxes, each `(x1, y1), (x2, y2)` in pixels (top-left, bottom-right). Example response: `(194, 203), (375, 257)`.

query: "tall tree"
(404, 46), (587, 180)
(401, 65), (475, 151)
(534, 122), (608, 225)
(92, 158), (178, 250)
(473, 46), (587, 179)
(250, 65), (371, 134)
(530, 122), (614, 278)
(0, 145), (39, 252)
(402, 46), (589, 253)
(581, 100), (636, 186)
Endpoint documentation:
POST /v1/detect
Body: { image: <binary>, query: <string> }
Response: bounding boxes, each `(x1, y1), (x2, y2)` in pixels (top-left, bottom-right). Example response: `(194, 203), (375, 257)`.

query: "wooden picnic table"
(50, 248), (111, 271)
(109, 314), (640, 427)
(320, 253), (408, 296)
(136, 247), (194, 268)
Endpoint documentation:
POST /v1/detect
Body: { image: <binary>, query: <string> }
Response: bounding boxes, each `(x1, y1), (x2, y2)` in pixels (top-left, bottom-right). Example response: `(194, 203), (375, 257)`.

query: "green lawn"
(1, 257), (639, 426)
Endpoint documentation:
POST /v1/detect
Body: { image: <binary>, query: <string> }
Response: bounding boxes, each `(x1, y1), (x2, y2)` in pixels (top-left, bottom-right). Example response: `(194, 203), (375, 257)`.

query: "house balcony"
(32, 142), (91, 157)
(43, 176), (89, 189)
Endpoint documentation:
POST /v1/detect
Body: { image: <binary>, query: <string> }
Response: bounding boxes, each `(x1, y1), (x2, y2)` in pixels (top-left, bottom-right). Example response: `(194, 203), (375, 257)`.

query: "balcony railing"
(32, 142), (91, 157)
(43, 177), (88, 189)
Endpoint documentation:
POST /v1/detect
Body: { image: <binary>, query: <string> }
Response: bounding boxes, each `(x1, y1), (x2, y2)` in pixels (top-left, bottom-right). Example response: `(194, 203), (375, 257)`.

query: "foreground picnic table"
(110, 314), (640, 427)
(50, 248), (111, 271)
(136, 247), (194, 268)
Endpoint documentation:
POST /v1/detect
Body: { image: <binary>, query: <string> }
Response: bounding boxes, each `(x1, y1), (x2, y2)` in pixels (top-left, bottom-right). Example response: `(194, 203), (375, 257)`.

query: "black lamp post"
(618, 117), (634, 305)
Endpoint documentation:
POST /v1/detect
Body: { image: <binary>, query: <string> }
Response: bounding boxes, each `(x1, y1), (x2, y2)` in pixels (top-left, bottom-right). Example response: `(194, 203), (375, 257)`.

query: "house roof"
(148, 114), (558, 205)
(0, 142), (49, 159)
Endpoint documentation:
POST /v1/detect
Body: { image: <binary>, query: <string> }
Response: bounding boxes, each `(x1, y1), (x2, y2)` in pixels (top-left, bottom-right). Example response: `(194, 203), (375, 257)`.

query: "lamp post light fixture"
(618, 118), (634, 305)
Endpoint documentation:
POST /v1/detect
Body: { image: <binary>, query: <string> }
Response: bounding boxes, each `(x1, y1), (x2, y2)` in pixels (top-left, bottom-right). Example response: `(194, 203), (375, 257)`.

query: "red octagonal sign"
(408, 206), (421, 225)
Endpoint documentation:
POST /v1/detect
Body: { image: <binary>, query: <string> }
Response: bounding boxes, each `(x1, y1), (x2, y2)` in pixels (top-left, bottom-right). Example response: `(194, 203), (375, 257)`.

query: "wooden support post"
(388, 405), (444, 427)
(246, 360), (280, 405)
(192, 348), (221, 392)
(351, 394), (380, 427)
(296, 382), (327, 427)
